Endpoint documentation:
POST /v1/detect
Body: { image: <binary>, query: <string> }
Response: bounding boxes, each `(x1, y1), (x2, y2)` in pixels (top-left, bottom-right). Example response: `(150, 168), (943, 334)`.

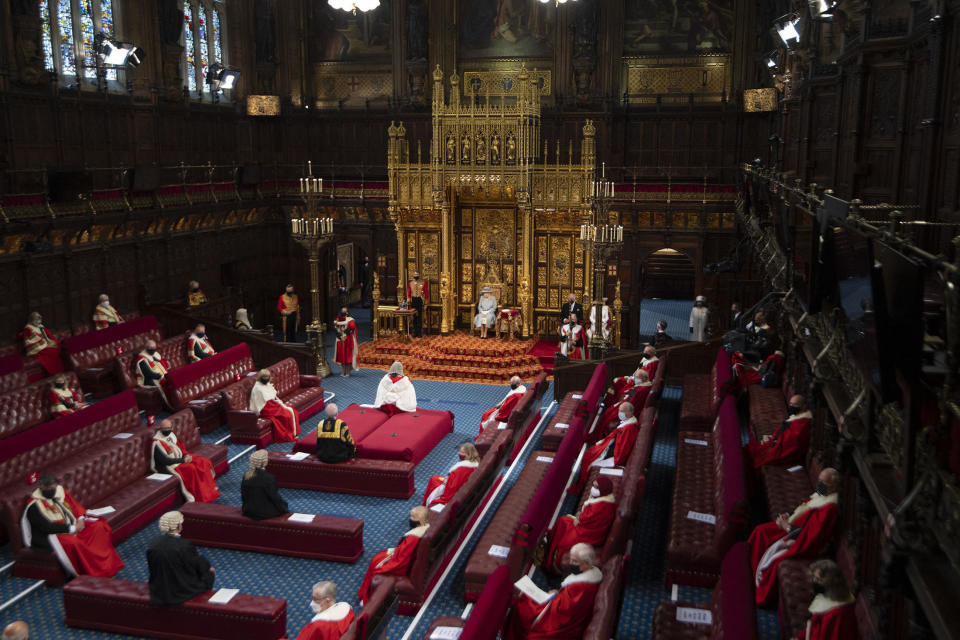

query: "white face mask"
(310, 601), (324, 615)
(101, 300), (111, 307)
(590, 487), (600, 498)
(618, 411), (628, 421)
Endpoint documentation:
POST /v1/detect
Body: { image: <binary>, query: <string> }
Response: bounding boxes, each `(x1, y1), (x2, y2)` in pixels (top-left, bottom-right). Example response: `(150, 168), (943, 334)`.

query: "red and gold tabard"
(136, 352), (169, 386)
(23, 324), (64, 374)
(92, 304), (122, 330)
(277, 293), (300, 315)
(187, 289), (208, 306)
(407, 278), (429, 301)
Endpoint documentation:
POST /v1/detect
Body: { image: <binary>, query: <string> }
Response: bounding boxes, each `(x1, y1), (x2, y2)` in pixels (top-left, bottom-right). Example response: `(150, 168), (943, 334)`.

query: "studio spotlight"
(809, 0), (836, 18)
(774, 14), (801, 47)
(206, 63), (240, 92)
(94, 32), (143, 67)
(764, 52), (778, 69)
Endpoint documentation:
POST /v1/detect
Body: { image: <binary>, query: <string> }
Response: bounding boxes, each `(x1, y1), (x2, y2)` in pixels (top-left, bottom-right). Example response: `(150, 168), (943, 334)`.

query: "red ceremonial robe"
(503, 566), (603, 640)
(797, 595), (858, 640)
(596, 383), (652, 438)
(295, 602), (356, 640)
(424, 460), (479, 507)
(357, 524), (428, 605)
(22, 487), (123, 577)
(23, 324), (64, 374)
(602, 376), (635, 407)
(749, 492), (839, 606)
(48, 387), (84, 418)
(544, 494), (616, 574)
(640, 356), (659, 379)
(735, 351), (786, 388)
(746, 411), (813, 468)
(334, 316), (359, 368)
(478, 386), (526, 436)
(152, 434), (220, 503)
(574, 417), (639, 491)
(261, 401), (300, 442)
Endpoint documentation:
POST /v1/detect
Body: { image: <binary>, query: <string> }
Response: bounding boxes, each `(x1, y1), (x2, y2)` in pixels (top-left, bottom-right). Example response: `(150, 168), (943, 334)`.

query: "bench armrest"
(299, 374), (323, 388)
(227, 409), (260, 430)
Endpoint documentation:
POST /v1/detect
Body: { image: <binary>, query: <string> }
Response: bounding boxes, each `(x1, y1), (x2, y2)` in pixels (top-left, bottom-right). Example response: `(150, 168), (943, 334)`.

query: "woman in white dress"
(474, 287), (498, 339)
(689, 295), (710, 342)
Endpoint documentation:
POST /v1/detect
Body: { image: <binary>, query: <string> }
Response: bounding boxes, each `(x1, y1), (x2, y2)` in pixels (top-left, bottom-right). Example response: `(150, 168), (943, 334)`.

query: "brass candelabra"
(580, 163), (623, 356)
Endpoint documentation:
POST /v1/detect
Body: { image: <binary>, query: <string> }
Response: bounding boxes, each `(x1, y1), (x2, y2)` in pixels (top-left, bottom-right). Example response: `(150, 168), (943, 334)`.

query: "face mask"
(458, 453), (466, 461)
(147, 348), (157, 355)
(260, 377), (270, 384)
(409, 519), (420, 530)
(161, 430), (172, 437)
(787, 405), (800, 416)
(567, 564), (581, 575)
(618, 411), (628, 421)
(812, 582), (826, 595)
(816, 481), (829, 496)
(33, 319), (43, 326)
(510, 383), (519, 390)
(41, 488), (56, 499)
(192, 287), (200, 292)
(55, 382), (65, 389)
(195, 332), (205, 338)
(634, 377), (642, 385)
(309, 601), (324, 615)
(590, 487), (600, 498)
(286, 290), (294, 295)
(102, 301), (111, 307)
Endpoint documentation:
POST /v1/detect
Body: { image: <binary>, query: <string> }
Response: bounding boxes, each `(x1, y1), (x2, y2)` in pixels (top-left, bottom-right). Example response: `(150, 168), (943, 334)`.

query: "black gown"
(560, 301), (584, 323)
(240, 470), (289, 520)
(147, 533), (215, 606)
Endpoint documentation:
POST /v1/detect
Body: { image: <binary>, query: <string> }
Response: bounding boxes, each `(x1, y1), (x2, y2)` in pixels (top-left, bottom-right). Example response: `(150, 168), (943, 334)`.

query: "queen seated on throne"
(474, 287), (498, 339)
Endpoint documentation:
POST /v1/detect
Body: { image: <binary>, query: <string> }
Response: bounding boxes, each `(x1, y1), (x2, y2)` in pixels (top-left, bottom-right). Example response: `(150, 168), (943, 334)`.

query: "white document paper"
(146, 473), (169, 481)
(787, 465), (804, 473)
(535, 456), (554, 463)
(599, 468), (624, 477)
(112, 432), (134, 439)
(686, 511), (717, 525)
(430, 626), (463, 640)
(572, 394), (583, 399)
(514, 575), (554, 606)
(497, 422), (508, 430)
(86, 506), (115, 517)
(430, 503), (445, 513)
(285, 452), (310, 461)
(684, 438), (709, 446)
(488, 544), (510, 558)
(553, 423), (569, 430)
(359, 403), (379, 408)
(208, 588), (239, 604)
(676, 606), (713, 625)
(287, 513), (315, 523)
(188, 400), (207, 405)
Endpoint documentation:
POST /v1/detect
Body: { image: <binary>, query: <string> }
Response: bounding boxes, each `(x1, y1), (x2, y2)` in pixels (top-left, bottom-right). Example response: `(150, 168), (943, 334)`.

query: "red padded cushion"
(293, 403), (390, 454)
(357, 409), (453, 463)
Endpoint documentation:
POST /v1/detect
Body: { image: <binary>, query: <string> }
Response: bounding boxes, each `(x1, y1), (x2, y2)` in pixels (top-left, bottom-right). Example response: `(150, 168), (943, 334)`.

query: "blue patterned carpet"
(637, 298), (695, 344)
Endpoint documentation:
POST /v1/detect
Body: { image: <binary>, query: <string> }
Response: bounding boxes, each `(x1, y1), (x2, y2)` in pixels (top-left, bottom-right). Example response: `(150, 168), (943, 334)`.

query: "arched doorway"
(642, 248), (696, 299)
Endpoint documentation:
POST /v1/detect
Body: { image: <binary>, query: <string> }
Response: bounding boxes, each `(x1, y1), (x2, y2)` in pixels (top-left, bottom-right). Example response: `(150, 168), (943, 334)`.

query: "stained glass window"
(212, 8), (222, 66)
(184, 1), (196, 92)
(78, 0), (95, 78)
(57, 0), (77, 76)
(40, 3), (55, 71)
(99, 0), (113, 35)
(197, 8), (209, 92)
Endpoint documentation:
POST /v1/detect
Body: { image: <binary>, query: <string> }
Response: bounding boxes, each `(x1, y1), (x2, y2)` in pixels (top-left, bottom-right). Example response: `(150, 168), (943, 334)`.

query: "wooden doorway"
(642, 248), (695, 299)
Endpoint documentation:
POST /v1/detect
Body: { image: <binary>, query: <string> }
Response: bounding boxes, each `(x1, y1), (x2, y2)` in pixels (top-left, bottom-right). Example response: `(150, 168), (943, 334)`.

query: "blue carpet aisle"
(637, 298), (695, 343)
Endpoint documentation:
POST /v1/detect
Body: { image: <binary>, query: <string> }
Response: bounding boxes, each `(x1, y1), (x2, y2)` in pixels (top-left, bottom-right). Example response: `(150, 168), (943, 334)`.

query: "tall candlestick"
(308, 160), (312, 176)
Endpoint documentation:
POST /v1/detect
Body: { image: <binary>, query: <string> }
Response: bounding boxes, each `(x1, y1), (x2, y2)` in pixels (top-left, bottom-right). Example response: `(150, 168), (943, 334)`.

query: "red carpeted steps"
(358, 333), (547, 383)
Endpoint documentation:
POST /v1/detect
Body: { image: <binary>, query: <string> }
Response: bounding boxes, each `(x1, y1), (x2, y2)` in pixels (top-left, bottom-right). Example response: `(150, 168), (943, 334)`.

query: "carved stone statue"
(490, 134), (501, 164)
(254, 0), (278, 64)
(461, 135), (472, 164)
(12, 11), (45, 85)
(572, 0), (598, 101)
(446, 135), (456, 164)
(505, 134), (517, 164)
(476, 135), (486, 164)
(405, 0), (428, 62)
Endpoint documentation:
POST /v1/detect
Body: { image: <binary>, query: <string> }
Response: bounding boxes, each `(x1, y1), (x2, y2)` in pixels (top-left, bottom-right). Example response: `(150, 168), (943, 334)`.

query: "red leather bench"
(0, 371), (84, 441)
(266, 451), (416, 499)
(583, 555), (628, 640)
(747, 382), (791, 440)
(0, 354), (28, 393)
(221, 357), (325, 445)
(395, 429), (514, 615)
(116, 333), (190, 414)
(652, 542), (758, 640)
(292, 404), (391, 454)
(63, 576), (287, 640)
(71, 310), (141, 337)
(541, 364), (609, 451)
(679, 348), (731, 431)
(166, 343), (256, 433)
(341, 576), (399, 640)
(537, 390), (581, 452)
(179, 502), (363, 562)
(474, 373), (548, 457)
(64, 315), (162, 397)
(419, 565), (511, 640)
(666, 396), (748, 588)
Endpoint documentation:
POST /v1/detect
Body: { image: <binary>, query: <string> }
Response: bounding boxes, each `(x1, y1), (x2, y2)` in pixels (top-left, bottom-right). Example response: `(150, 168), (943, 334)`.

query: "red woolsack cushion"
(165, 343), (253, 389)
(64, 316), (159, 355)
(292, 403), (390, 454)
(356, 409), (454, 464)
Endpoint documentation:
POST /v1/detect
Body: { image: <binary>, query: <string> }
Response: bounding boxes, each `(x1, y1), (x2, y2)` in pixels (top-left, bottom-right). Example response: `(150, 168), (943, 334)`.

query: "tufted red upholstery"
(64, 316), (162, 397)
(220, 357), (324, 445)
(776, 558), (814, 638)
(0, 354), (27, 393)
(266, 451), (415, 499)
(115, 333), (190, 414)
(5, 327), (72, 382)
(679, 350), (732, 431)
(72, 311), (140, 337)
(759, 460), (818, 522)
(474, 373), (547, 458)
(63, 576), (287, 640)
(653, 543), (758, 640)
(394, 429), (514, 614)
(163, 408), (229, 475)
(747, 383), (790, 440)
(342, 576), (399, 640)
(0, 371), (83, 441)
(667, 396), (748, 588)
(179, 502), (363, 562)
(166, 343), (255, 433)
(540, 390), (585, 452)
(583, 555), (628, 640)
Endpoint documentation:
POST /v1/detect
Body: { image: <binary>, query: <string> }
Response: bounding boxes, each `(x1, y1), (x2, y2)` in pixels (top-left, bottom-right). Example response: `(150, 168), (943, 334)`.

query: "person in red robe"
(639, 345), (660, 378)
(503, 543), (603, 640)
(48, 374), (87, 418)
(595, 369), (651, 439)
(544, 477), (616, 574)
(746, 395), (813, 468)
(750, 468), (840, 607)
(187, 324), (216, 362)
(296, 580), (356, 640)
(357, 506), (429, 605)
(478, 376), (526, 436)
(797, 559), (858, 640)
(374, 361), (417, 416)
(23, 312), (64, 375)
(151, 421), (220, 503)
(92, 293), (123, 330)
(334, 307), (359, 376)
(559, 315), (587, 359)
(571, 401), (638, 493)
(21, 475), (124, 578)
(734, 349), (785, 388)
(423, 443), (480, 508)
(602, 370), (637, 407)
(249, 369), (300, 442)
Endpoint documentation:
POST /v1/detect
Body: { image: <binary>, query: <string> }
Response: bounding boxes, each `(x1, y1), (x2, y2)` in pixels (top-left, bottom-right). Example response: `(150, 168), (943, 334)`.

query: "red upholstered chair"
(64, 316), (162, 397)
(115, 334), (190, 414)
(0, 371), (83, 441)
(165, 343), (256, 433)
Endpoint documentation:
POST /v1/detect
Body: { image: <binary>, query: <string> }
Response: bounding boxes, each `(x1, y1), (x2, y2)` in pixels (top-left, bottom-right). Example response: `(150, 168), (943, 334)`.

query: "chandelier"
(328, 0), (380, 14)
(538, 0), (577, 6)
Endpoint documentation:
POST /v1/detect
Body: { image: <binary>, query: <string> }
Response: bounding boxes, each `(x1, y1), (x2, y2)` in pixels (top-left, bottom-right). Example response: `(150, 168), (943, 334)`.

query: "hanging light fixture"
(538, 0), (578, 6)
(328, 0), (380, 14)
